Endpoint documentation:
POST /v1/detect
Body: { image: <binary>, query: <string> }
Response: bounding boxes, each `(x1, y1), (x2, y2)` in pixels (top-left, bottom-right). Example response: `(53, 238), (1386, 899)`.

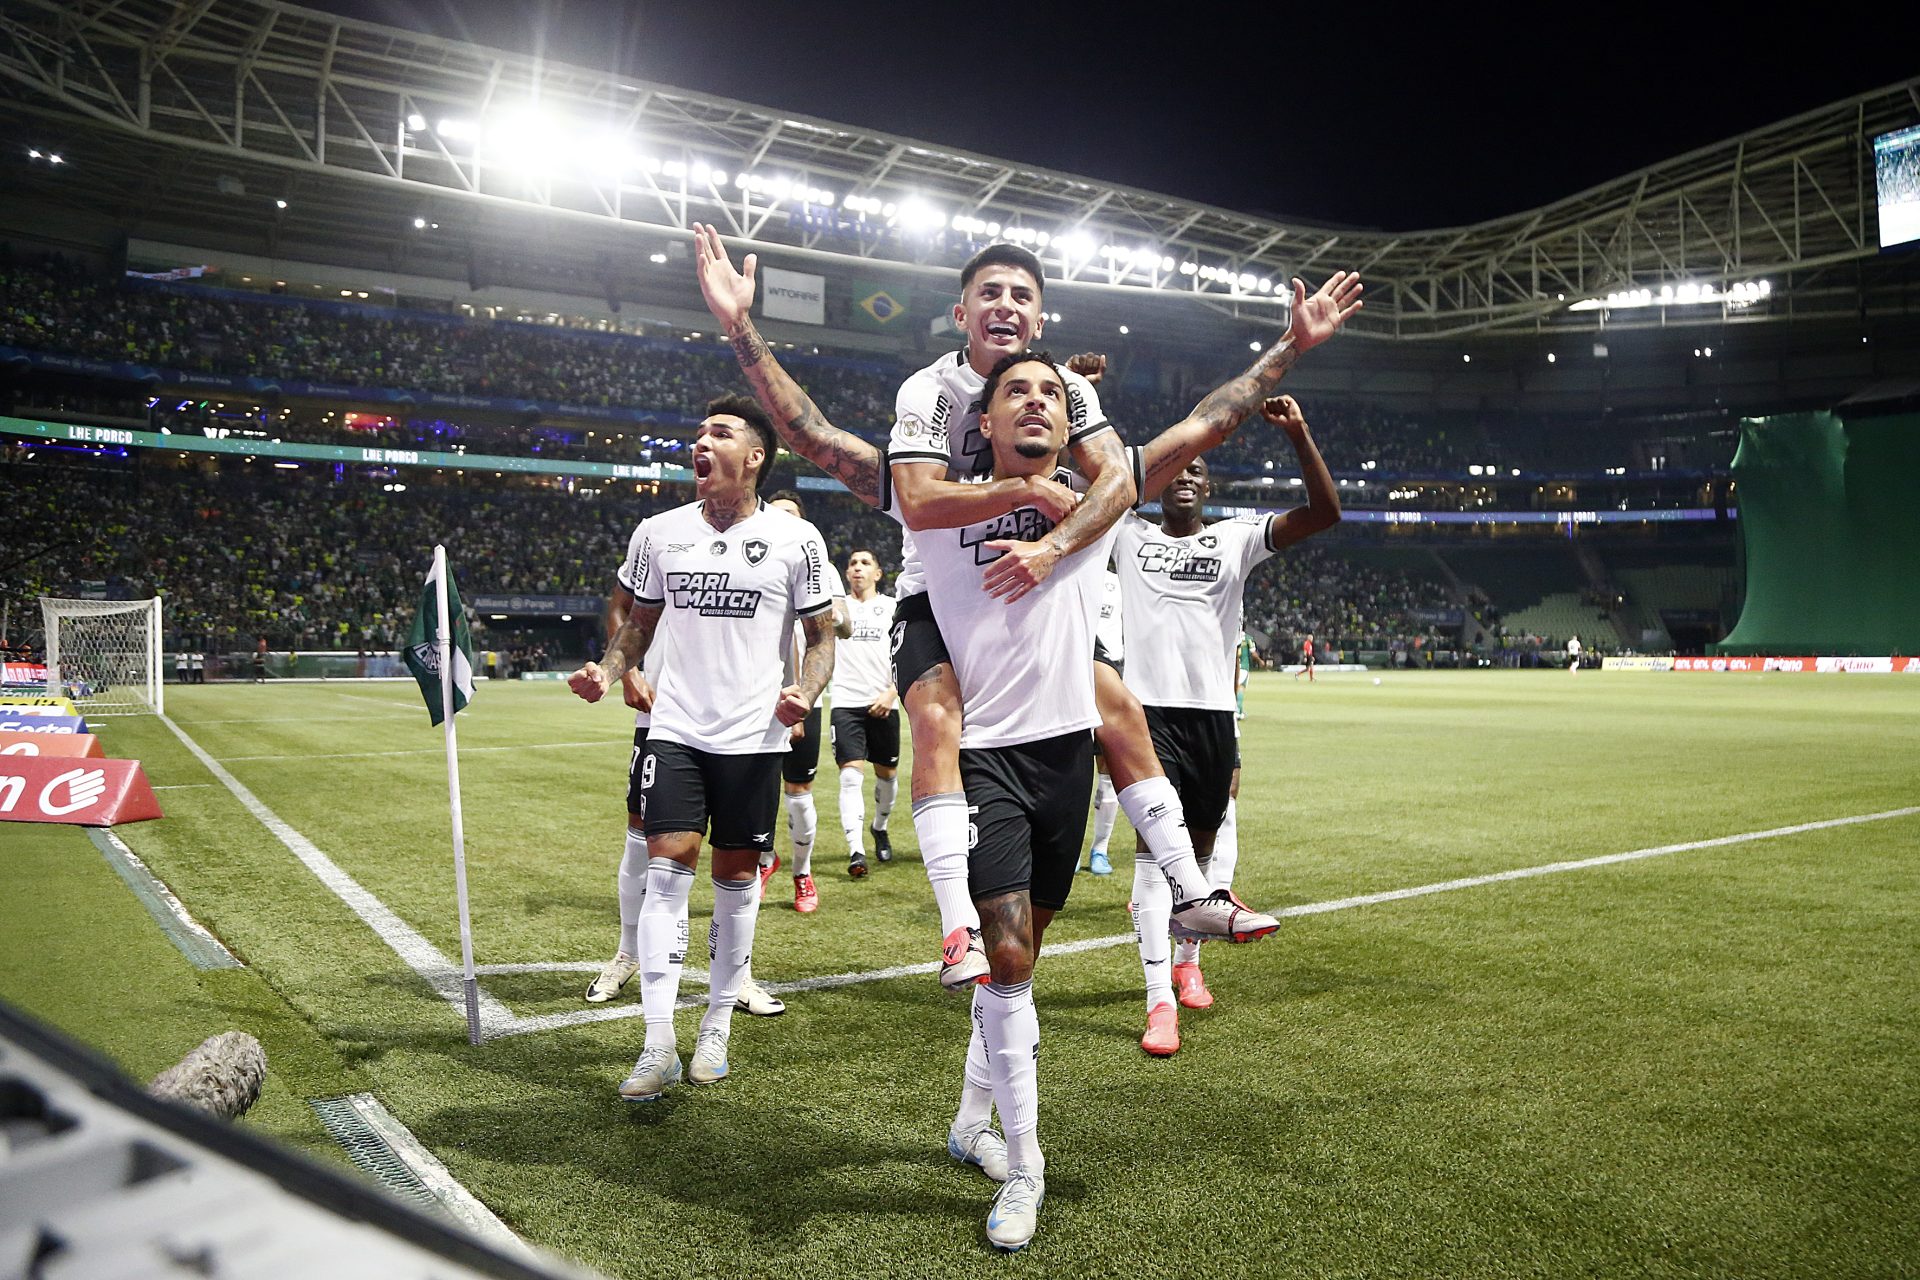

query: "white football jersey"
(1095, 569), (1125, 662)
(830, 590), (898, 708)
(634, 500), (834, 754)
(615, 514), (672, 729)
(1114, 512), (1276, 712)
(888, 349), (1112, 599)
(885, 461), (1133, 750)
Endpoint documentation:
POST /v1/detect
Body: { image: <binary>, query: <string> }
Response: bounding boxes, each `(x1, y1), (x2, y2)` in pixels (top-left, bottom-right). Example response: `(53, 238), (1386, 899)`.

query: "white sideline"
(159, 713), (520, 1037)
(485, 804), (1920, 1040)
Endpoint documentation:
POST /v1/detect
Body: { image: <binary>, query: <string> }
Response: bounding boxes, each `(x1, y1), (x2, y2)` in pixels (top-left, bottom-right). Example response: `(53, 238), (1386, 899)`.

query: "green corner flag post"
(404, 545), (482, 1044)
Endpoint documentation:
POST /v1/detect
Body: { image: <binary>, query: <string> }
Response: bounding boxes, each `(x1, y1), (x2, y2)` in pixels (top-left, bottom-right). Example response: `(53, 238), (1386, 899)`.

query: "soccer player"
(1235, 631), (1258, 715)
(1116, 397), (1340, 1054)
(766, 490), (852, 912)
(1295, 632), (1316, 681)
(692, 225), (1360, 982)
(568, 394), (835, 1101)
(1566, 633), (1582, 673)
(830, 549), (901, 873)
(583, 513), (785, 1017)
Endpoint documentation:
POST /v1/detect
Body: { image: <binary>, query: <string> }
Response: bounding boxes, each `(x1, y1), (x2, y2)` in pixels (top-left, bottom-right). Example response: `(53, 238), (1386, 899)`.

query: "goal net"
(40, 597), (164, 716)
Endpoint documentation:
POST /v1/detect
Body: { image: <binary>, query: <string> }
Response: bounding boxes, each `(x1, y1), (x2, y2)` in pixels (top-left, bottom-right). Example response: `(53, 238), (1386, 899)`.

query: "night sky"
(310, 1), (1914, 231)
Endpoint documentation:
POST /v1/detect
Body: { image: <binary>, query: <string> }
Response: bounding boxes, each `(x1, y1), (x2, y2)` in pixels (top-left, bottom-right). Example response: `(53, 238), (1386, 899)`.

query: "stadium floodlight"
(436, 117), (478, 141)
(27, 148), (39, 158)
(48, 154), (64, 165)
(1118, 325), (1130, 335)
(275, 198), (288, 209)
(1547, 352), (1557, 363)
(412, 217), (427, 229)
(1462, 354), (1471, 362)
(406, 113), (427, 131)
(1063, 231), (1096, 260)
(1469, 465), (1485, 476)
(649, 252), (668, 264)
(1249, 340), (1262, 350)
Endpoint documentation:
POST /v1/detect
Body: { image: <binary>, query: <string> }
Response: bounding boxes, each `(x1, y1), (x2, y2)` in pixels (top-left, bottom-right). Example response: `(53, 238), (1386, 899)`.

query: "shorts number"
(640, 752), (657, 791)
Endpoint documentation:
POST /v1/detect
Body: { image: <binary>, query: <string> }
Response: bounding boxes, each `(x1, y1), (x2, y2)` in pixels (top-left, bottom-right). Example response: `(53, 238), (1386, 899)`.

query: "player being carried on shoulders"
(691, 224), (1362, 988)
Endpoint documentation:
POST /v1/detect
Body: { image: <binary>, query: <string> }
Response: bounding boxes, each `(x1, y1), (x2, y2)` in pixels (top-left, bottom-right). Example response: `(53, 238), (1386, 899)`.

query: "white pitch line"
(219, 739), (627, 764)
(151, 783), (213, 790)
(178, 713), (418, 725)
(483, 804), (1920, 1041)
(158, 713), (520, 1037)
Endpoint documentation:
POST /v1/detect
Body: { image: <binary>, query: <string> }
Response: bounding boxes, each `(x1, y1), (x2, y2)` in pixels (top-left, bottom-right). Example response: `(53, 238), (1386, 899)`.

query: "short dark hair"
(980, 349), (1065, 410)
(848, 547), (879, 565)
(706, 393), (778, 492)
(766, 488), (805, 517)
(960, 243), (1045, 298)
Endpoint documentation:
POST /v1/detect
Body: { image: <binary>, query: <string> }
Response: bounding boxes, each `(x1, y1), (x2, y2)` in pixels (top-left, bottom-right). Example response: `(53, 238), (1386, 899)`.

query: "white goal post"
(39, 597), (164, 717)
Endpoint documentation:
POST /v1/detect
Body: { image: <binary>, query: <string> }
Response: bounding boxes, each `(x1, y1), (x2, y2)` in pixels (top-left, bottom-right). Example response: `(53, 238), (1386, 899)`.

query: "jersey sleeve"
(792, 523), (834, 619)
(887, 369), (951, 469)
(633, 520), (664, 606)
(1237, 515), (1279, 573)
(1064, 368), (1115, 449)
(615, 517), (650, 594)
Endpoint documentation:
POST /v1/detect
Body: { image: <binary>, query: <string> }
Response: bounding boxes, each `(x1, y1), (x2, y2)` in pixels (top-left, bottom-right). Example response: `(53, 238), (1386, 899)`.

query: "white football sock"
(637, 860), (693, 1052)
(1130, 858), (1175, 1011)
(617, 825), (647, 958)
(701, 875), (761, 1036)
(954, 987), (995, 1133)
(979, 979), (1042, 1174)
(1090, 773), (1118, 853)
(1118, 777), (1209, 904)
(1211, 797), (1239, 892)
(914, 792), (979, 935)
(838, 765), (867, 855)
(872, 773), (898, 831)
(786, 791), (817, 877)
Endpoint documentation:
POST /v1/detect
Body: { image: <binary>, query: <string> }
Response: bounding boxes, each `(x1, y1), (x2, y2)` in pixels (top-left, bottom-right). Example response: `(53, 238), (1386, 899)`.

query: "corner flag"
(404, 552), (476, 725)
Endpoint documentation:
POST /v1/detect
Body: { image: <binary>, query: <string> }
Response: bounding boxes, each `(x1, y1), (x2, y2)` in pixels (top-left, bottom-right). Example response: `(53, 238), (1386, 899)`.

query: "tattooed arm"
(979, 426), (1137, 603)
(1135, 271), (1365, 501)
(568, 601), (662, 702)
(693, 223), (885, 506)
(775, 611), (836, 726)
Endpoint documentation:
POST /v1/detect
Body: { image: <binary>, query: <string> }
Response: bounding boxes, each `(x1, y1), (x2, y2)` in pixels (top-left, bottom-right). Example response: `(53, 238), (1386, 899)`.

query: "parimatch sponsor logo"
(959, 508), (1055, 565)
(667, 571), (763, 618)
(1135, 541), (1222, 582)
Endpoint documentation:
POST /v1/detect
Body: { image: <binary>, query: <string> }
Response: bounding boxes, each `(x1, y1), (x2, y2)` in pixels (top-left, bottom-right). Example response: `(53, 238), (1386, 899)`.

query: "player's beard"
(1013, 439), (1055, 460)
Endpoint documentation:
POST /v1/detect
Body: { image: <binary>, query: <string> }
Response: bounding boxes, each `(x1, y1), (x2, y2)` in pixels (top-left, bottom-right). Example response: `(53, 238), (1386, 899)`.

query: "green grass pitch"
(3, 670), (1916, 1278)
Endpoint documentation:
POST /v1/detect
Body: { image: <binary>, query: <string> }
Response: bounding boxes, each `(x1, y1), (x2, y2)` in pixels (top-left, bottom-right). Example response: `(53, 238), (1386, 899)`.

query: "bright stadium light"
(47, 154), (64, 165)
(436, 117), (478, 141)
(275, 198), (288, 210)
(1118, 325), (1130, 335)
(406, 112), (426, 131)
(412, 217), (427, 229)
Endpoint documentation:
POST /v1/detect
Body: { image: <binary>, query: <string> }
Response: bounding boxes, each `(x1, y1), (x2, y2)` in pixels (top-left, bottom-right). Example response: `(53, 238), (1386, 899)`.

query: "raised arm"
(1261, 395), (1342, 550)
(1136, 271), (1363, 501)
(694, 223), (885, 507)
(569, 600), (662, 703)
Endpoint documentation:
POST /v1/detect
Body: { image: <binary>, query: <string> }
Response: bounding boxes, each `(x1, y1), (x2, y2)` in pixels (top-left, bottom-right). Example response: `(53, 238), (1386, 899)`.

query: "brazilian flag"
(852, 281), (907, 332)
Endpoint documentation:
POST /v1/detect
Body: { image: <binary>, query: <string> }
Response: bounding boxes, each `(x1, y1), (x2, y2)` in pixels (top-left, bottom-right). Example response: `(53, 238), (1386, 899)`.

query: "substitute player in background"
(1566, 633), (1581, 673)
(1117, 396), (1340, 1054)
(767, 491), (851, 913)
(831, 549), (902, 874)
(1235, 631), (1257, 716)
(569, 395), (835, 1101)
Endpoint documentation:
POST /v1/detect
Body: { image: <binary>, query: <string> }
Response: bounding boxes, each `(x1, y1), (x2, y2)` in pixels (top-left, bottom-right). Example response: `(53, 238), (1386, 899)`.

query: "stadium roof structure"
(2, 0), (1917, 340)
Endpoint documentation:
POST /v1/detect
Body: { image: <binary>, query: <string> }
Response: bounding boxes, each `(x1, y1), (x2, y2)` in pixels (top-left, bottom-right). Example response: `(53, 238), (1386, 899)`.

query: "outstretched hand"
(693, 222), (756, 328)
(1286, 271), (1364, 352)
